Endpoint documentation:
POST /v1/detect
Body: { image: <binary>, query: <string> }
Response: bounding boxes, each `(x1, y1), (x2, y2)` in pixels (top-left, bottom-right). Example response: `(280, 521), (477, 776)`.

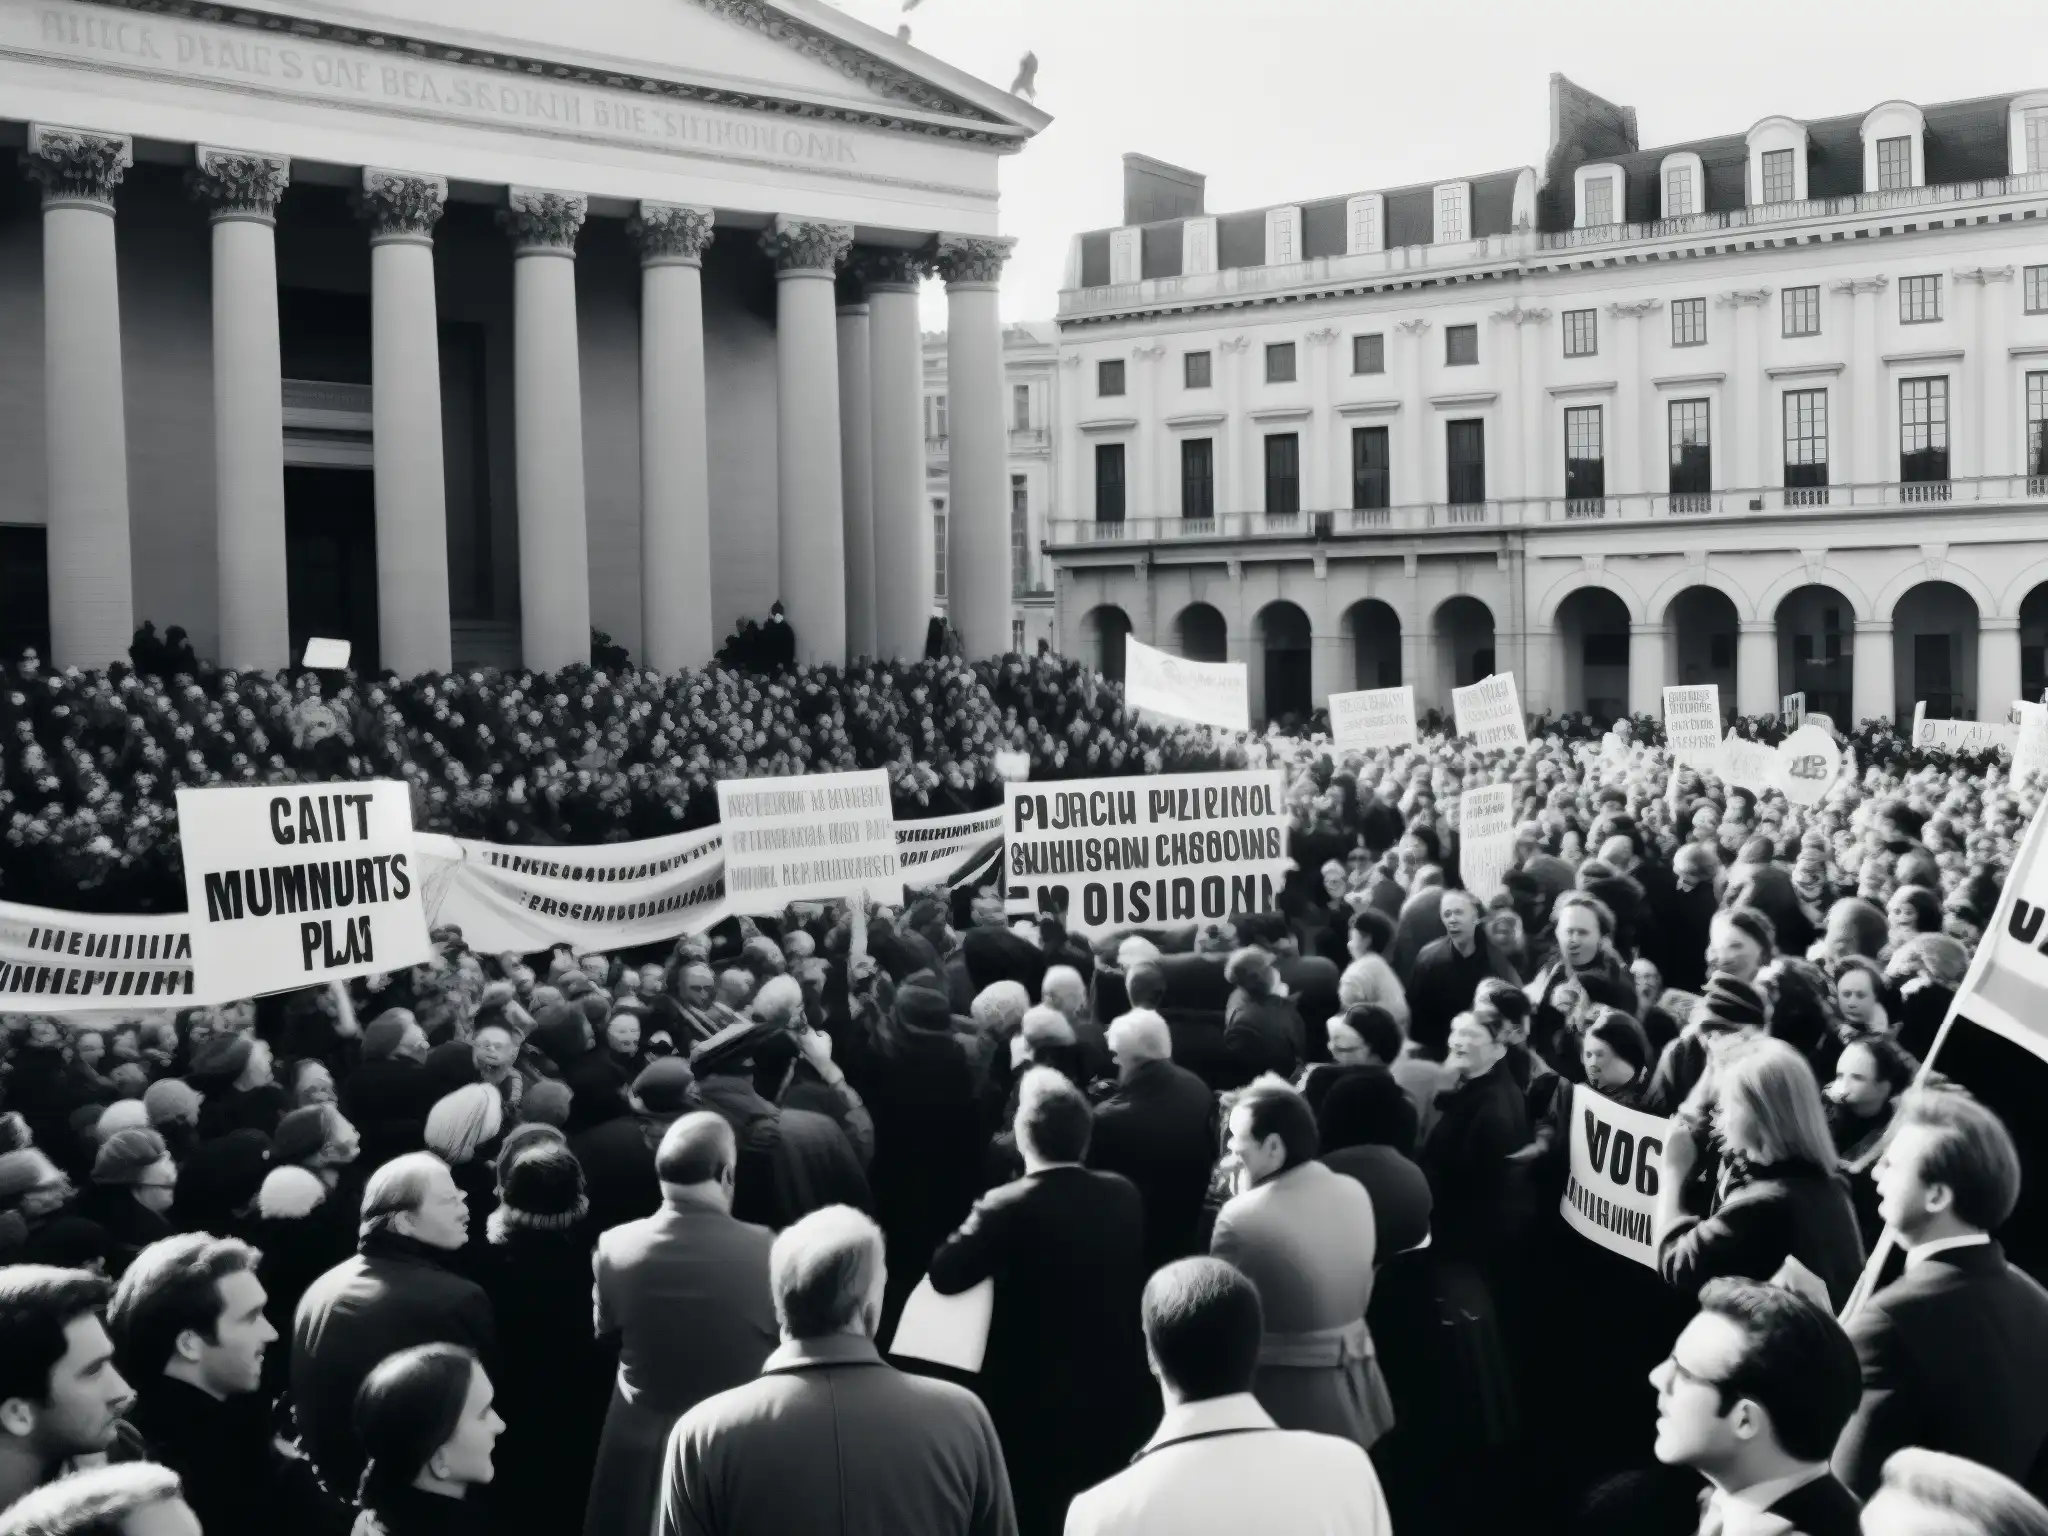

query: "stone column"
(860, 250), (932, 661)
(1981, 615), (2023, 718)
(191, 149), (291, 672)
(1396, 319), (1432, 507)
(1852, 619), (1895, 726)
(1218, 336), (1251, 513)
(1516, 309), (1551, 501)
(1629, 620), (1667, 718)
(1958, 266), (2016, 478)
(1737, 619), (1777, 718)
(1488, 309), (1526, 500)
(1831, 277), (1888, 487)
(762, 216), (854, 665)
(1302, 327), (1339, 509)
(628, 202), (716, 673)
(837, 295), (877, 659)
(1607, 300), (1661, 496)
(1719, 288), (1771, 491)
(935, 234), (1016, 658)
(1126, 341), (1163, 522)
(502, 188), (591, 674)
(24, 125), (134, 670)
(358, 169), (453, 676)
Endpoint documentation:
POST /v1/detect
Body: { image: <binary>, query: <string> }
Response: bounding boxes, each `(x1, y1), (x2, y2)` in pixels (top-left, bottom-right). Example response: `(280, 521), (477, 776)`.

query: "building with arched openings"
(1051, 76), (2048, 726)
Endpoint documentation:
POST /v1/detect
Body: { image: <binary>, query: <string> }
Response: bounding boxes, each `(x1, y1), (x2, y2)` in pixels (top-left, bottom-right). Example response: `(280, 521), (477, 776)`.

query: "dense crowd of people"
(0, 642), (2045, 1535)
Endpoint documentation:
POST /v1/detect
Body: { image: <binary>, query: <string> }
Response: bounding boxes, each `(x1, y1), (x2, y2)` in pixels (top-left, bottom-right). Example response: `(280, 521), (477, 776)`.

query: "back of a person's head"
(1015, 1066), (1091, 1164)
(0, 1462), (183, 1536)
(1141, 1258), (1263, 1403)
(1040, 965), (1087, 1017)
(1316, 1066), (1417, 1155)
(654, 1111), (736, 1188)
(1695, 1278), (1859, 1463)
(0, 1267), (112, 1414)
(750, 974), (805, 1028)
(1107, 1009), (1171, 1066)
(1125, 961), (1166, 1009)
(769, 1206), (885, 1340)
(357, 1153), (444, 1241)
(1348, 907), (1394, 954)
(1224, 946), (1274, 996)
(1233, 1075), (1318, 1171)
(352, 1344), (477, 1507)
(1892, 1086), (2023, 1233)
(1341, 1003), (1404, 1065)
(107, 1234), (260, 1382)
(1870, 1449), (2048, 1536)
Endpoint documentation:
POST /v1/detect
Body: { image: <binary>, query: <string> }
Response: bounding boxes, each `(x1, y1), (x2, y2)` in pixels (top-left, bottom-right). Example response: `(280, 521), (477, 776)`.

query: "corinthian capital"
(1605, 298), (1663, 319)
(932, 234), (1016, 285)
(1716, 287), (1773, 308)
(22, 124), (132, 210)
(851, 246), (934, 289)
(1395, 317), (1433, 335)
(759, 215), (854, 275)
(356, 169), (446, 242)
(189, 148), (290, 223)
(629, 202), (715, 266)
(1953, 265), (2016, 285)
(1828, 275), (1888, 296)
(1493, 305), (1554, 325)
(501, 188), (588, 255)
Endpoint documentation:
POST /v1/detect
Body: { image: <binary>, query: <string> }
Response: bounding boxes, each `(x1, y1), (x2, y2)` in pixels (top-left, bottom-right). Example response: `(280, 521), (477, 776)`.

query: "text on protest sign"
(0, 902), (204, 1013)
(1561, 1088), (1670, 1269)
(1459, 784), (1517, 905)
(176, 781), (431, 1000)
(1004, 771), (1287, 934)
(717, 769), (902, 914)
(1452, 673), (1527, 749)
(1328, 686), (1417, 752)
(1663, 685), (1722, 769)
(1776, 724), (1842, 807)
(1912, 713), (2017, 756)
(1124, 635), (1250, 732)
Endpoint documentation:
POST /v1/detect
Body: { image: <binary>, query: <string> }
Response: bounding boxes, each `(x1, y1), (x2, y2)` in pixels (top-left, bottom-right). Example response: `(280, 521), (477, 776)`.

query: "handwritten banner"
(1328, 686), (1417, 752)
(0, 903), (203, 1014)
(1458, 784), (1516, 905)
(717, 770), (902, 914)
(1452, 673), (1527, 749)
(1124, 636), (1250, 732)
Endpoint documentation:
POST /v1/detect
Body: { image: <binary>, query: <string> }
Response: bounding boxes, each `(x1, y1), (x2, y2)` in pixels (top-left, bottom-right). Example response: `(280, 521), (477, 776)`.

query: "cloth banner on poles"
(1561, 1088), (1670, 1270)
(1451, 674), (1527, 749)
(1124, 636), (1251, 732)
(0, 903), (205, 1013)
(1458, 784), (1516, 905)
(1911, 710), (2017, 756)
(1718, 731), (1782, 796)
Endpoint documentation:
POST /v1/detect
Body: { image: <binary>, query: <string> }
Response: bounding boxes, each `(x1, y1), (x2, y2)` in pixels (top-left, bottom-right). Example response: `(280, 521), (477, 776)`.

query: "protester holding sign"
(1451, 674), (1528, 749)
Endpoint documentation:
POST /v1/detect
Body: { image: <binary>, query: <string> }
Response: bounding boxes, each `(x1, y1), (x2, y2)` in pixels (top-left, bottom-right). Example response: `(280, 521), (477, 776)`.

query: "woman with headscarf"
(75, 1127), (175, 1275)
(426, 1084), (505, 1272)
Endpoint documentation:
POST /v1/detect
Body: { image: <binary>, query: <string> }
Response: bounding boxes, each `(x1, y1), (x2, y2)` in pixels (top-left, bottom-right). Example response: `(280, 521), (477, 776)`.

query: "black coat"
(1406, 935), (1521, 1060)
(1088, 1058), (1216, 1272)
(1835, 1240), (2048, 1500)
(569, 1114), (662, 1238)
(1653, 881), (1721, 994)
(339, 1058), (434, 1170)
(1658, 1161), (1866, 1311)
(1419, 1056), (1531, 1263)
(928, 1165), (1152, 1536)
(127, 1376), (279, 1536)
(1756, 1472), (1863, 1536)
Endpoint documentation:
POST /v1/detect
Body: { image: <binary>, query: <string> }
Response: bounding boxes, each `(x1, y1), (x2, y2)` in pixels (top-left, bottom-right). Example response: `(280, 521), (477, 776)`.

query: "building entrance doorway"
(286, 467), (380, 673)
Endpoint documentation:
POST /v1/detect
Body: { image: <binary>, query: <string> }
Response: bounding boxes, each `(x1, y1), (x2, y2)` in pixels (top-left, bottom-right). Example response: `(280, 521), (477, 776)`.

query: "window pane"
(1352, 333), (1385, 375)
(1447, 420), (1485, 504)
(1669, 399), (1712, 495)
(1446, 325), (1478, 366)
(1782, 285), (1820, 337)
(1901, 275), (1941, 323)
(1761, 148), (1796, 203)
(2029, 372), (2048, 477)
(1266, 342), (1297, 383)
(1181, 438), (1215, 520)
(2028, 108), (2048, 174)
(1564, 308), (1598, 357)
(1012, 386), (1030, 430)
(1351, 426), (1389, 510)
(1783, 389), (1828, 494)
(1184, 351), (1212, 388)
(1672, 298), (1706, 346)
(1095, 443), (1126, 523)
(1899, 377), (1949, 483)
(1584, 176), (1615, 227)
(2028, 266), (2048, 315)
(933, 504), (946, 598)
(1437, 186), (1465, 242)
(1875, 136), (1912, 191)
(1264, 433), (1301, 514)
(1665, 164), (1694, 217)
(1565, 406), (1605, 501)
(1098, 359), (1125, 396)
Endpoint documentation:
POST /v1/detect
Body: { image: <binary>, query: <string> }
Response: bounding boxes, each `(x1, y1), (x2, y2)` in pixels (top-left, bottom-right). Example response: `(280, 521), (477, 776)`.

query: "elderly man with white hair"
(1040, 964), (1110, 1077)
(1091, 1009), (1218, 1273)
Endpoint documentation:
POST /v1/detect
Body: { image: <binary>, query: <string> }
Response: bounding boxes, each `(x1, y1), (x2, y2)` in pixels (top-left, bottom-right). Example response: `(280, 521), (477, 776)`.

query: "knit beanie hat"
(95, 1100), (151, 1143)
(1586, 1011), (1653, 1078)
(0, 1150), (62, 1207)
(360, 1010), (413, 1062)
(143, 1077), (202, 1128)
(521, 1080), (573, 1128)
(631, 1058), (696, 1117)
(424, 1084), (502, 1166)
(188, 1033), (254, 1085)
(490, 1142), (587, 1241)
(894, 976), (954, 1035)
(1696, 972), (1768, 1036)
(92, 1128), (169, 1187)
(257, 1165), (328, 1220)
(271, 1105), (332, 1169)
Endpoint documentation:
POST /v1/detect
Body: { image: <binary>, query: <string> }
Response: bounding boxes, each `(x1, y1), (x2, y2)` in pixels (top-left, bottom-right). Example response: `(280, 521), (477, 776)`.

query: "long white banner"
(1124, 636), (1250, 732)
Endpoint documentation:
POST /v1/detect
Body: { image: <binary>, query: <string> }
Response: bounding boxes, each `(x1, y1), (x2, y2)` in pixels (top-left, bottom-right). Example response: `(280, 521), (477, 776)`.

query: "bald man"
(1091, 1011), (1218, 1272)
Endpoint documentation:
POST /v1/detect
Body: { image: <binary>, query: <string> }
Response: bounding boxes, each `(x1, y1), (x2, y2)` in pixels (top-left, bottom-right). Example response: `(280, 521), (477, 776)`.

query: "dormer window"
(1574, 164), (1623, 229)
(1746, 116), (1809, 206)
(1665, 164), (1693, 216)
(1433, 182), (1469, 244)
(1659, 152), (1705, 220)
(1861, 102), (1925, 193)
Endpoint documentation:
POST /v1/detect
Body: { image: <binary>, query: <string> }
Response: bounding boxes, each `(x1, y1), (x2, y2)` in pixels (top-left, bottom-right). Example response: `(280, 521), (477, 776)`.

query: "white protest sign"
(1718, 732), (1782, 796)
(2014, 702), (2048, 786)
(1458, 783), (1516, 905)
(1124, 635), (1250, 732)
(1561, 1088), (1670, 1269)
(1662, 685), (1722, 771)
(300, 637), (351, 670)
(1776, 724), (1843, 806)
(890, 1276), (993, 1373)
(0, 901), (207, 1014)
(175, 781), (430, 1000)
(1782, 691), (1805, 728)
(993, 749), (1032, 782)
(1328, 686), (1417, 752)
(1913, 713), (2017, 756)
(717, 769), (902, 914)
(1452, 673), (1528, 749)
(1003, 770), (1287, 934)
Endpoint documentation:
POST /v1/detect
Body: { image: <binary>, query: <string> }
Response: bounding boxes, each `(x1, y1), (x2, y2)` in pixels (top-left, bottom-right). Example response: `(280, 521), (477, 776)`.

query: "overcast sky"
(825, 0), (2046, 327)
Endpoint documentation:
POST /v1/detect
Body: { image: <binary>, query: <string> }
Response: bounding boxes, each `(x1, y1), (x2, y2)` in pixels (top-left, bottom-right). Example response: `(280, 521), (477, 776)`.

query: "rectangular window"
(1010, 474), (1029, 595)
(1446, 419), (1486, 505)
(1563, 308), (1598, 358)
(1761, 148), (1796, 203)
(1672, 297), (1707, 347)
(1094, 443), (1126, 523)
(1564, 406), (1605, 504)
(1265, 342), (1297, 384)
(1097, 358), (1125, 397)
(1264, 433), (1301, 515)
(1352, 333), (1385, 375)
(1900, 275), (1942, 324)
(1584, 176), (1616, 227)
(1899, 377), (1950, 488)
(2028, 107), (2048, 173)
(1783, 388), (1829, 505)
(2029, 372), (2048, 480)
(1665, 164), (1695, 217)
(1875, 136), (1913, 191)
(933, 503), (946, 599)
(1437, 185), (1465, 242)
(1782, 285), (1821, 338)
(1669, 399), (1712, 505)
(2026, 265), (2048, 315)
(1011, 385), (1030, 430)
(926, 395), (947, 442)
(1184, 350), (1212, 389)
(1351, 426), (1390, 511)
(1446, 324), (1478, 366)
(1181, 438), (1215, 520)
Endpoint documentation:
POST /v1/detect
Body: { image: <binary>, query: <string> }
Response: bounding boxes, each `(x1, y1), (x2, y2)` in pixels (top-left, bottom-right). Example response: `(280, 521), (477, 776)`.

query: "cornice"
(1428, 390), (1499, 409)
(1766, 361), (1846, 379)
(1547, 380), (1618, 396)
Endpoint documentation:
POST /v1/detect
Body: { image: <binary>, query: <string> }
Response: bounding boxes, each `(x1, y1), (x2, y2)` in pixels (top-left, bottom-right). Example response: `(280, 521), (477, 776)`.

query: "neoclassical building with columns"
(1052, 77), (2048, 726)
(0, 0), (1045, 675)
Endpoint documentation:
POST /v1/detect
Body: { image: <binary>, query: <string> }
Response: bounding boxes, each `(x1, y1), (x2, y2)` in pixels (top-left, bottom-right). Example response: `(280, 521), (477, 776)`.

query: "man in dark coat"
(1656, 843), (1723, 994)
(1405, 889), (1521, 1060)
(691, 1024), (871, 1230)
(1834, 1089), (2048, 1500)
(571, 1059), (695, 1237)
(338, 1010), (435, 1170)
(929, 1068), (1151, 1536)
(1089, 1009), (1216, 1273)
(289, 1152), (496, 1506)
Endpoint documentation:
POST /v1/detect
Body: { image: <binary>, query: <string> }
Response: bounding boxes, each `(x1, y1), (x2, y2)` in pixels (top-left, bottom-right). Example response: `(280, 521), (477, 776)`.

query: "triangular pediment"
(256, 0), (1043, 129)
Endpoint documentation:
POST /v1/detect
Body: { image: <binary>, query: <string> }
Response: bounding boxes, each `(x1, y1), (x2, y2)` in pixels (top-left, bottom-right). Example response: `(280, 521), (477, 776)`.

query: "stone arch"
(1755, 565), (1873, 625)
(1342, 598), (1402, 690)
(1648, 566), (1756, 624)
(1170, 601), (1229, 663)
(1554, 586), (1633, 720)
(1432, 594), (1496, 697)
(1535, 567), (1647, 629)
(1891, 579), (1980, 719)
(1997, 557), (2048, 619)
(1876, 562), (1995, 623)
(1079, 604), (1131, 684)
(1254, 600), (1313, 725)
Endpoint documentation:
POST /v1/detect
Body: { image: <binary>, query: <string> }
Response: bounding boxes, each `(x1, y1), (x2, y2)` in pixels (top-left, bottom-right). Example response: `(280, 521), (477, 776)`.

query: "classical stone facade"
(0, 0), (1046, 673)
